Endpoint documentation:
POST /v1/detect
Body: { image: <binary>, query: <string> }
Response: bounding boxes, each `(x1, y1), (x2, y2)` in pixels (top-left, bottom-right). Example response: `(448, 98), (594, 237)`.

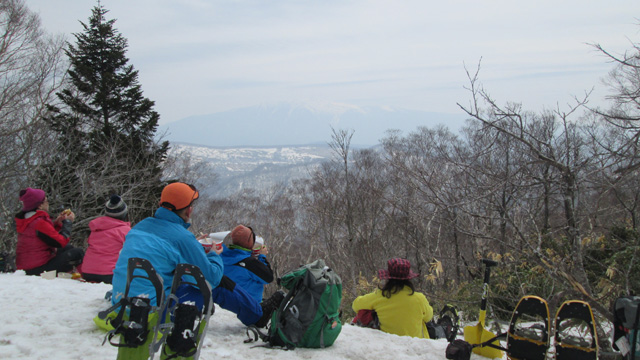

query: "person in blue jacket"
(111, 182), (223, 307)
(221, 225), (273, 303)
(111, 182), (282, 328)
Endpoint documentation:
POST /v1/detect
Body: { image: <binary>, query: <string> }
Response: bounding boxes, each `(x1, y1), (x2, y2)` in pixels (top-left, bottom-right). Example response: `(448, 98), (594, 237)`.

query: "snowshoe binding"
(160, 263), (214, 360)
(100, 257), (166, 360)
(427, 304), (460, 342)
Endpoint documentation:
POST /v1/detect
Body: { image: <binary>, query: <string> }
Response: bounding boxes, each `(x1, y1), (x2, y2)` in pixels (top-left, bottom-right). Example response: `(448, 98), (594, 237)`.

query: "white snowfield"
(0, 271), (499, 360)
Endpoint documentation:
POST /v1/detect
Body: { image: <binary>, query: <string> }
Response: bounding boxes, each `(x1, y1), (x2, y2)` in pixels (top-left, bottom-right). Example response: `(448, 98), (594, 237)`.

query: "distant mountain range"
(159, 102), (467, 147)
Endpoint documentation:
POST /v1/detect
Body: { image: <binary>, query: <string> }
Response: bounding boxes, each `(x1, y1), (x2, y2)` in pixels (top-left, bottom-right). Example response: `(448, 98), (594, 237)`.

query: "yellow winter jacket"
(352, 286), (433, 339)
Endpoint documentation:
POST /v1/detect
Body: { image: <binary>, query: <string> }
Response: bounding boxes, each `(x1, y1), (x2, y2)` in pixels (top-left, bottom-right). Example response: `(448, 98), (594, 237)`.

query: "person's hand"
(54, 214), (64, 225)
(55, 209), (74, 224)
(212, 245), (224, 255)
(64, 211), (76, 222)
(259, 246), (269, 255)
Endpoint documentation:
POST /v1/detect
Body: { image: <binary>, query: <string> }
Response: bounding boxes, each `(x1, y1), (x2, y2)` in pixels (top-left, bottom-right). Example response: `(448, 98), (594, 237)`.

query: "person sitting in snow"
(220, 225), (273, 303)
(352, 258), (434, 339)
(111, 182), (283, 328)
(79, 195), (131, 284)
(14, 187), (84, 276)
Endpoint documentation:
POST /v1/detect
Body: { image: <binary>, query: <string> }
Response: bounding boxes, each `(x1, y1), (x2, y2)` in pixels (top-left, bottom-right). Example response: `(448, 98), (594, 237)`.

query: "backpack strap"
(474, 332), (508, 351)
(244, 325), (269, 343)
(319, 277), (335, 349)
(234, 256), (274, 283)
(269, 278), (304, 348)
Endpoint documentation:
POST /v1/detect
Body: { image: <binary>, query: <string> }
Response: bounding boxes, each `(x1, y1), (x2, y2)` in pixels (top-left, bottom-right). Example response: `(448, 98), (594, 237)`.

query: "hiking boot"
(254, 290), (285, 328)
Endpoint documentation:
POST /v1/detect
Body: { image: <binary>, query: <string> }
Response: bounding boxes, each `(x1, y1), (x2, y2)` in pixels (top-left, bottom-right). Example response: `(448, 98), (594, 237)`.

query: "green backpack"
(268, 259), (342, 349)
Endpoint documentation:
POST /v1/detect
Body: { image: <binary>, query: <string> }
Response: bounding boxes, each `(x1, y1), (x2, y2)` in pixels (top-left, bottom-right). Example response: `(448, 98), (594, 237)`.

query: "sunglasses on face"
(187, 183), (198, 204)
(245, 225), (256, 245)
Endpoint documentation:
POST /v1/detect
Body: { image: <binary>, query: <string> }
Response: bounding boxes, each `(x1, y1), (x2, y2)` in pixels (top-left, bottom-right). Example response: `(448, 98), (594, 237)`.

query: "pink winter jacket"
(79, 216), (131, 275)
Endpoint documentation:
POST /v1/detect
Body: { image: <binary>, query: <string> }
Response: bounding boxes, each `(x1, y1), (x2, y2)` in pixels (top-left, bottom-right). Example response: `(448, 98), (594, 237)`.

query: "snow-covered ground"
(0, 271), (499, 360)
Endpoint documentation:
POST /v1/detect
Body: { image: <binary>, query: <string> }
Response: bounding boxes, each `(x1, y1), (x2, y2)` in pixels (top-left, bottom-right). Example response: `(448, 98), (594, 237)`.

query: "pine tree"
(42, 5), (169, 238)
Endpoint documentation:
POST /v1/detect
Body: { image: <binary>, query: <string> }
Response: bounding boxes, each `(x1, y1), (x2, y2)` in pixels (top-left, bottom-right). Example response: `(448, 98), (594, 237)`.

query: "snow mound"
(0, 271), (493, 359)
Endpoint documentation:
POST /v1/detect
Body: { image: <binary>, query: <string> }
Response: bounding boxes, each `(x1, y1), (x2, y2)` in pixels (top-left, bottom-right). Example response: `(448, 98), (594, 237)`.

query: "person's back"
(353, 286), (432, 338)
(81, 195), (131, 283)
(16, 210), (58, 269)
(111, 183), (223, 306)
(111, 182), (283, 329)
(352, 258), (433, 339)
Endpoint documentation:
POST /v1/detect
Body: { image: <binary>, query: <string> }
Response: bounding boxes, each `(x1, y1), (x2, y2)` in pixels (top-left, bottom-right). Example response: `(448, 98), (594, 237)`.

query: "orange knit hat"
(160, 182), (199, 211)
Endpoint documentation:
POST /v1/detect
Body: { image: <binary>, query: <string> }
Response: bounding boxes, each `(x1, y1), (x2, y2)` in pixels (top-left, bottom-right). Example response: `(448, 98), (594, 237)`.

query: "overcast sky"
(25, 0), (640, 126)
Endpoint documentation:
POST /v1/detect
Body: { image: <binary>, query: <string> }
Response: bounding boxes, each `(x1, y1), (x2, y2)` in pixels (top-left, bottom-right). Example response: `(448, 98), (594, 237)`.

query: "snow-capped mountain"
(160, 102), (466, 147)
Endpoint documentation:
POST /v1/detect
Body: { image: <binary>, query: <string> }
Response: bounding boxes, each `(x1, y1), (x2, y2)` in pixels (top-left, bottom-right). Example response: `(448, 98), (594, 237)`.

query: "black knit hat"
(105, 195), (128, 219)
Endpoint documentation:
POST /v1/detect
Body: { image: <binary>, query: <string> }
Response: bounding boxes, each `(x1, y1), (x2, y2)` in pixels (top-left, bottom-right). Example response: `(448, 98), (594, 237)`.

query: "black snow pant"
(81, 273), (113, 284)
(25, 245), (84, 276)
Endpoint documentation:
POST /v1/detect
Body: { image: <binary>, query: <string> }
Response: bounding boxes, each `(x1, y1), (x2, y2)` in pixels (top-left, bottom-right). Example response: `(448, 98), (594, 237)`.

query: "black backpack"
(613, 296), (640, 359)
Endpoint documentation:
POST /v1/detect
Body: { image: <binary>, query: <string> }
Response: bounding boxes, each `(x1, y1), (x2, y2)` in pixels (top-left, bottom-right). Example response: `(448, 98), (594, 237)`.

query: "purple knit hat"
(19, 188), (46, 212)
(378, 258), (419, 280)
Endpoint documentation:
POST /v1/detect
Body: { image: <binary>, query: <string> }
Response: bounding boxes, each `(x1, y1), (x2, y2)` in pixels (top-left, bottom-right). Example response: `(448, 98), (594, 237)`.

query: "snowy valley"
(172, 143), (335, 198)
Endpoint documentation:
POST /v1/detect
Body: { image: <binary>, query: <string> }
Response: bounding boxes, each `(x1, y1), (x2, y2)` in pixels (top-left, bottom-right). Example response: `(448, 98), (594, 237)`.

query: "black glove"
(59, 219), (73, 238)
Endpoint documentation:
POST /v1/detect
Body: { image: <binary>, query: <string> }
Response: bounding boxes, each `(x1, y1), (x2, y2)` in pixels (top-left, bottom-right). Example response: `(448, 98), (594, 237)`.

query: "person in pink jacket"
(80, 195), (131, 283)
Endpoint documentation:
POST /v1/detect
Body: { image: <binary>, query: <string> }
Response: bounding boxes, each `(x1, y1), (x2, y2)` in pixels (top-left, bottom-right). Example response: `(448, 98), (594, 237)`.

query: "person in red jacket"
(14, 188), (84, 275)
(79, 195), (131, 284)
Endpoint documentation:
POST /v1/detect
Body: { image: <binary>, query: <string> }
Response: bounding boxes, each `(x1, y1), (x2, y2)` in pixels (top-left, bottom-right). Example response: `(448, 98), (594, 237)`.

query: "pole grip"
(480, 259), (498, 311)
(482, 258), (498, 268)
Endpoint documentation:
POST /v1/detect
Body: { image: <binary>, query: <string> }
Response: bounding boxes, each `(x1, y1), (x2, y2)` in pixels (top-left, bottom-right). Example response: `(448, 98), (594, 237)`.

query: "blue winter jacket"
(111, 207), (223, 306)
(221, 245), (273, 303)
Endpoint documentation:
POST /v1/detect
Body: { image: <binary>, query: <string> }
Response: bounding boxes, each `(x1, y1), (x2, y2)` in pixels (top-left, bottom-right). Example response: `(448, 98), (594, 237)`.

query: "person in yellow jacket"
(352, 258), (434, 338)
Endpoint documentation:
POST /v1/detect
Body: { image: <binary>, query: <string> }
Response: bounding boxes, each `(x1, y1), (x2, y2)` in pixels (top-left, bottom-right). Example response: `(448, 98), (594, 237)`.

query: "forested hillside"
(183, 56), (640, 352)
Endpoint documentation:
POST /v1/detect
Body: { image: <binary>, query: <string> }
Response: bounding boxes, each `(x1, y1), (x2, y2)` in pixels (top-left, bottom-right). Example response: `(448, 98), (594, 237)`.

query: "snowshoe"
(506, 295), (550, 360)
(160, 263), (214, 360)
(554, 300), (598, 360)
(99, 257), (166, 360)
(438, 304), (460, 342)
(427, 304), (460, 342)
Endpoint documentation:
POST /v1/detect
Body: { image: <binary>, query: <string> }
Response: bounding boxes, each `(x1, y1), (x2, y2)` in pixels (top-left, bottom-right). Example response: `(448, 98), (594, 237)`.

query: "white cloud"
(25, 0), (640, 124)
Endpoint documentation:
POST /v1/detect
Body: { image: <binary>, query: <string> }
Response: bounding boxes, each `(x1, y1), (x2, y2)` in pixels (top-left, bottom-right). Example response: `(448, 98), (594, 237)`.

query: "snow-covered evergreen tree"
(41, 4), (168, 236)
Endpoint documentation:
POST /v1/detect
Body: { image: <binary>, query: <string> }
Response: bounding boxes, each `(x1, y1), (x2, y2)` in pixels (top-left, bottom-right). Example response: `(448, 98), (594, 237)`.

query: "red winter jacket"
(15, 210), (70, 270)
